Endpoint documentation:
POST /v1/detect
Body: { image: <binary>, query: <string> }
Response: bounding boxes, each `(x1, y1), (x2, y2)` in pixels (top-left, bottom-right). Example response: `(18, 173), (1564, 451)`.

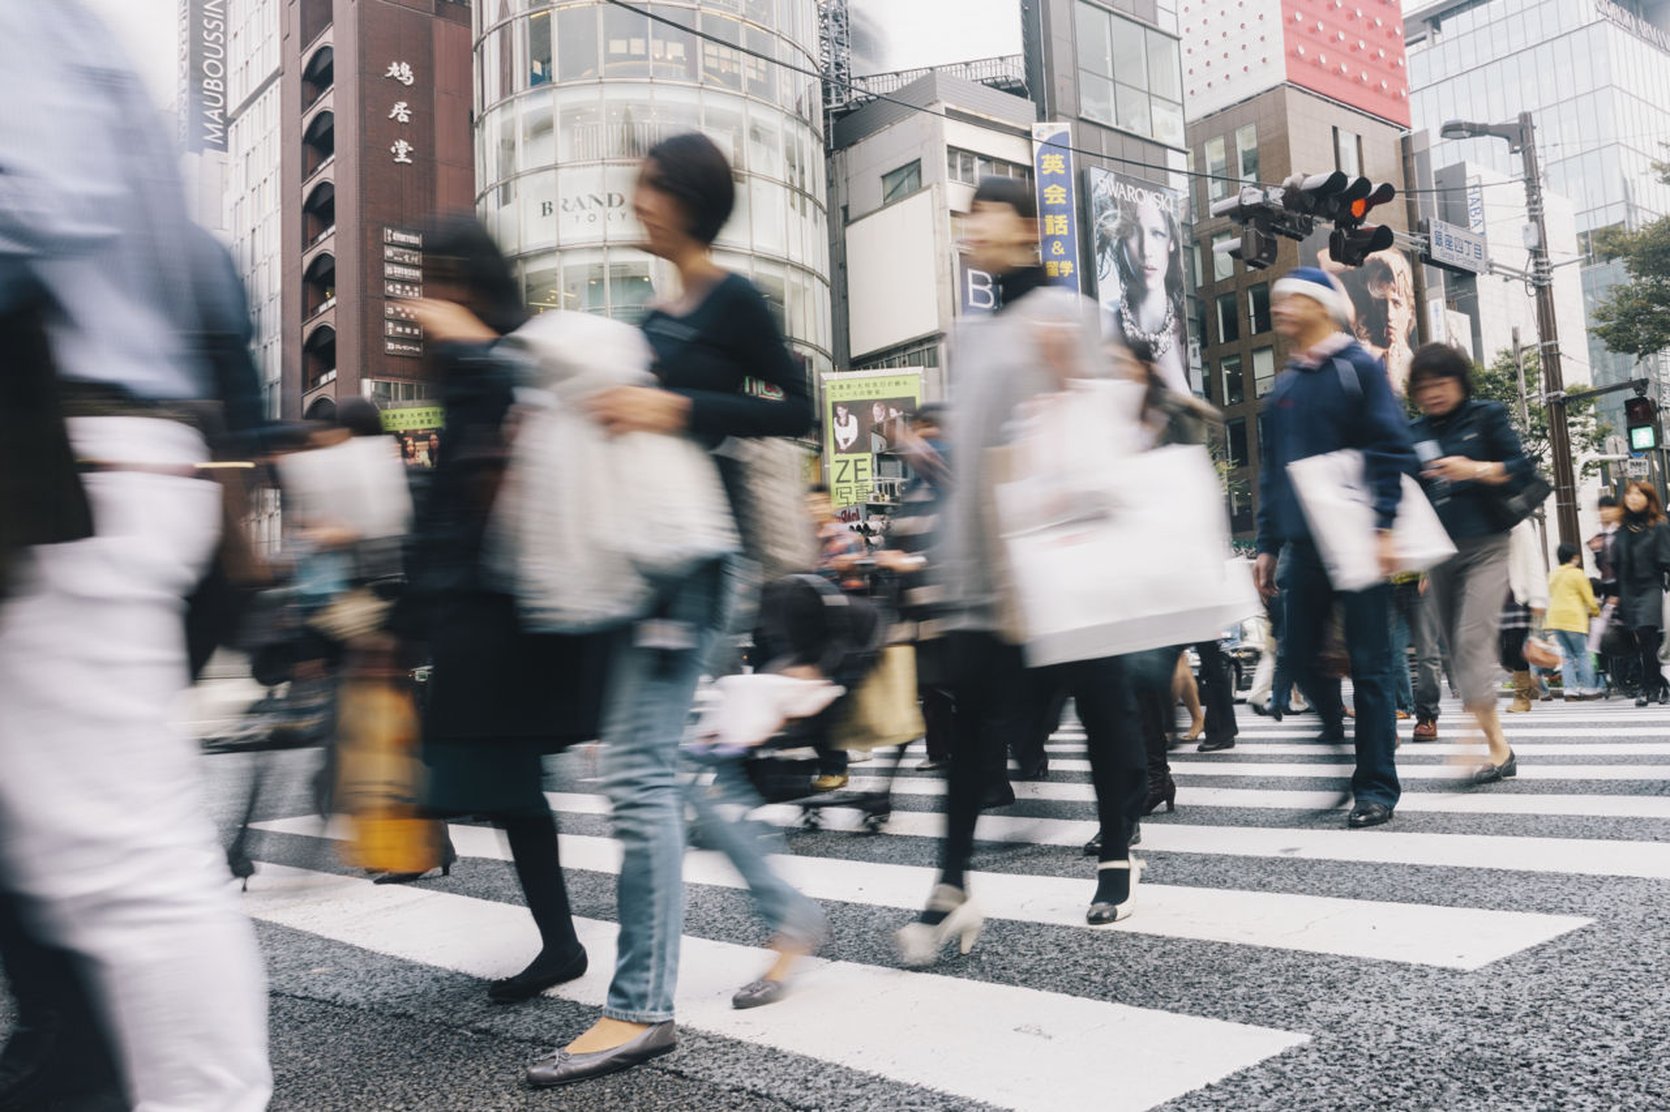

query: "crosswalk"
(211, 690), (1670, 1111)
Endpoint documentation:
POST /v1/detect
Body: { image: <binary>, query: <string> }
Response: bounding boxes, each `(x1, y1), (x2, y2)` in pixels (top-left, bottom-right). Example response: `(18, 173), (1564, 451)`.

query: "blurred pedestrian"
(895, 177), (1147, 965)
(1408, 343), (1532, 783)
(0, 4), (270, 1107)
(1547, 543), (1603, 700)
(1614, 481), (1670, 707)
(1253, 267), (1413, 829)
(524, 132), (812, 1088)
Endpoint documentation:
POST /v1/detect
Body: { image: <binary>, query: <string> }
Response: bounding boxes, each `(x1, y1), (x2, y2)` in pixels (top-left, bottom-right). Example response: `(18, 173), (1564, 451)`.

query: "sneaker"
(1412, 718), (1438, 741)
(1395, 710), (1411, 720)
(810, 774), (849, 792)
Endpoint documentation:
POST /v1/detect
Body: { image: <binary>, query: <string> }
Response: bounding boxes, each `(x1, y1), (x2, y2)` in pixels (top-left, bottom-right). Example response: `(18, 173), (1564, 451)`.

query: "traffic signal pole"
(1518, 112), (1581, 550)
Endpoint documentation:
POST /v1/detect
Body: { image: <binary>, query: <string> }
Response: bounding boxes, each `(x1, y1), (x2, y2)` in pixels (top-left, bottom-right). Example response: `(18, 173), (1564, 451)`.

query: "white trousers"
(0, 418), (271, 1112)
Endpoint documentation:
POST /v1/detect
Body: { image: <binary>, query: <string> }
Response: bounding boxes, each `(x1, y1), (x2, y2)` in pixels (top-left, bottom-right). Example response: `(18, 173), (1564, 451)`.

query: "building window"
(1225, 417), (1249, 467)
(1253, 346), (1277, 397)
(1334, 127), (1362, 177)
(1222, 354), (1245, 406)
(947, 147), (1029, 187)
(882, 159), (922, 203)
(1247, 283), (1271, 334)
(1190, 240), (1203, 290)
(1205, 136), (1229, 200)
(1235, 124), (1259, 184)
(557, 5), (599, 81)
(1074, 2), (1184, 146)
(529, 11), (552, 86)
(1216, 292), (1239, 343)
(1211, 232), (1234, 282)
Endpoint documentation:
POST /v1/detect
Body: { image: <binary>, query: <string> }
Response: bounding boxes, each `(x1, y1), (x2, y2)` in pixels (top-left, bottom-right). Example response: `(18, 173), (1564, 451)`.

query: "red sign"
(1281, 0), (1410, 128)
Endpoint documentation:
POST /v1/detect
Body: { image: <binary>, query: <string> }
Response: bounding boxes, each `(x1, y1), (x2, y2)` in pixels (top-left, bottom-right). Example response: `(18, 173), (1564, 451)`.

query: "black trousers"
(1193, 640), (1239, 743)
(940, 633), (1145, 889)
(1634, 626), (1665, 697)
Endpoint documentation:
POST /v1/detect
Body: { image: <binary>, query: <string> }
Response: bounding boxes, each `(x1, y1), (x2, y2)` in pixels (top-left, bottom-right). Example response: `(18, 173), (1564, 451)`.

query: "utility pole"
(1517, 111), (1581, 550)
(1512, 328), (1548, 554)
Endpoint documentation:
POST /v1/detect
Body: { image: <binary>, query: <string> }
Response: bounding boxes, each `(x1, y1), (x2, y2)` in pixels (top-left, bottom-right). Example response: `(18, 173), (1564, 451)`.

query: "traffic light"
(1209, 186), (1281, 269)
(1281, 171), (1351, 221)
(1329, 179), (1397, 267)
(1626, 395), (1659, 451)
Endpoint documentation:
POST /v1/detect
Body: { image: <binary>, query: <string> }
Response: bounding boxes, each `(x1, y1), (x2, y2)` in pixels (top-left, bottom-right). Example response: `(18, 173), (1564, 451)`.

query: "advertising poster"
(1031, 123), (1080, 290)
(1088, 168), (1191, 395)
(822, 370), (924, 511)
(381, 403), (444, 469)
(1299, 228), (1419, 395)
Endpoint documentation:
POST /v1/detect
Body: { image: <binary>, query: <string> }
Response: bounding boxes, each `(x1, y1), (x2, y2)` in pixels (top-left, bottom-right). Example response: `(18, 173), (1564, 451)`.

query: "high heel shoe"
(488, 945), (589, 1004)
(1086, 858), (1143, 926)
(371, 846), (456, 885)
(895, 885), (984, 968)
(1141, 778), (1176, 815)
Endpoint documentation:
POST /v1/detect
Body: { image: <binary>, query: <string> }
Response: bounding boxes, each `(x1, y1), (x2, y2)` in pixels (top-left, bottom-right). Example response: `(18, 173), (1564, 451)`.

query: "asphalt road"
(13, 678), (1670, 1110)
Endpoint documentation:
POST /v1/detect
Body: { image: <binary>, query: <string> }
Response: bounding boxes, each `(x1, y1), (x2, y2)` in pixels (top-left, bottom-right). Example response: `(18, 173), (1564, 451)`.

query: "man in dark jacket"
(1254, 266), (1416, 829)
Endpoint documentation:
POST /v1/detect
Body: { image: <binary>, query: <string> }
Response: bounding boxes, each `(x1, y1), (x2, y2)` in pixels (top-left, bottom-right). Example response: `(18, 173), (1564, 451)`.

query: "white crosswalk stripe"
(229, 693), (1670, 1110)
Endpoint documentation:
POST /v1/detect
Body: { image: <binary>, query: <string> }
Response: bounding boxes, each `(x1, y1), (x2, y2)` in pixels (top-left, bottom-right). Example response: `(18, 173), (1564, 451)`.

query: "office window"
(1201, 359), (1215, 403)
(1075, 2), (1183, 145)
(1222, 354), (1245, 406)
(1235, 123), (1259, 184)
(1334, 127), (1362, 177)
(1205, 136), (1229, 201)
(1253, 346), (1277, 397)
(1212, 232), (1234, 282)
(882, 160), (921, 203)
(529, 11), (552, 86)
(557, 5), (599, 81)
(1216, 292), (1239, 343)
(1226, 417), (1249, 467)
(1190, 240), (1203, 290)
(1247, 283), (1271, 334)
(947, 147), (1029, 186)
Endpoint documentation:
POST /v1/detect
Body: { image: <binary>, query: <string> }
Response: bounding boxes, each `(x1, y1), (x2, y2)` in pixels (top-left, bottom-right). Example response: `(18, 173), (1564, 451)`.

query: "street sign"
(1426, 218), (1489, 275)
(1626, 457), (1650, 480)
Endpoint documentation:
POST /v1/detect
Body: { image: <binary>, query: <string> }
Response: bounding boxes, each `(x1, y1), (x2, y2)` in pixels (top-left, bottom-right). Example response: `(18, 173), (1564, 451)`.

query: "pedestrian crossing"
(215, 692), (1670, 1111)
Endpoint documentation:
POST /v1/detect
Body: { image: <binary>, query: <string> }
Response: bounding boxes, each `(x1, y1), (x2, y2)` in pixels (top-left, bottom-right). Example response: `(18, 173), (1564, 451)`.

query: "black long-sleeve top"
(1408, 398), (1534, 542)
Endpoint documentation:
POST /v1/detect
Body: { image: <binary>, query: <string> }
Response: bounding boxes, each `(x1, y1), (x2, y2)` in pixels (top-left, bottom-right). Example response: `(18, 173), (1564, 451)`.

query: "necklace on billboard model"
(1121, 299), (1177, 358)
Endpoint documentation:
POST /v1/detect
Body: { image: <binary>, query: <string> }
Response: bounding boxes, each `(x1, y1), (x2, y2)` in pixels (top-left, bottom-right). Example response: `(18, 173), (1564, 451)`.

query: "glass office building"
(1407, 0), (1670, 393)
(473, 0), (833, 371)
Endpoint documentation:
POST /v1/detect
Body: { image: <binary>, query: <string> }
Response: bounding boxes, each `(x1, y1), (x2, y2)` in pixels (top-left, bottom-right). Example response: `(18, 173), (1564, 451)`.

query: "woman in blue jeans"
(525, 133), (813, 1088)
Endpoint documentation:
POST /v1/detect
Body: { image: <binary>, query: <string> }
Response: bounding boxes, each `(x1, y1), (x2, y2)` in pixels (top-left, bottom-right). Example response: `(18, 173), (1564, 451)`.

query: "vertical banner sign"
(180, 0), (230, 153)
(383, 228), (425, 357)
(821, 370), (925, 511)
(1032, 123), (1079, 289)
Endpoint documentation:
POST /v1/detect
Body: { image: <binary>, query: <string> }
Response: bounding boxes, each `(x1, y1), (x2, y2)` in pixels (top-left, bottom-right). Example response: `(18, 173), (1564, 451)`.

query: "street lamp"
(1440, 112), (1580, 549)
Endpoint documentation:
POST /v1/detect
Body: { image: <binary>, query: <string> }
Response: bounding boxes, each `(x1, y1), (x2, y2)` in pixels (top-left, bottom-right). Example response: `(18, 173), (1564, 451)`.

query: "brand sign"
(385, 338), (423, 358)
(384, 228), (424, 248)
(1596, 0), (1670, 53)
(383, 262), (423, 282)
(1032, 123), (1080, 289)
(821, 370), (924, 510)
(1427, 218), (1489, 276)
(384, 245), (422, 265)
(956, 254), (997, 316)
(178, 0), (229, 152)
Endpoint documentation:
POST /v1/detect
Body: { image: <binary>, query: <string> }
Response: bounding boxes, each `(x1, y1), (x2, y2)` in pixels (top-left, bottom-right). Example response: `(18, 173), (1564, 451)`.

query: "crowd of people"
(3, 6), (1661, 1110)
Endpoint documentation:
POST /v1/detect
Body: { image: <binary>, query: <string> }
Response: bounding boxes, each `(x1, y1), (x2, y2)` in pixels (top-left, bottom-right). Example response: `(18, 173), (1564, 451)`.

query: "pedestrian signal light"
(1626, 395), (1658, 451)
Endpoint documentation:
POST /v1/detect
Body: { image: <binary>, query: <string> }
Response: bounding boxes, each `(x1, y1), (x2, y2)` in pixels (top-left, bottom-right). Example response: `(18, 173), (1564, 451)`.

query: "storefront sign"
(384, 338), (423, 358)
(178, 0), (229, 152)
(1032, 122), (1080, 289)
(383, 262), (423, 282)
(384, 228), (424, 248)
(821, 370), (924, 510)
(956, 254), (998, 316)
(384, 280), (422, 299)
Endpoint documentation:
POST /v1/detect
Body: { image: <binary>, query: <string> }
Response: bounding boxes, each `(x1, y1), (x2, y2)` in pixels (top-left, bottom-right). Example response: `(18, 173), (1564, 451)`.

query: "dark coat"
(1408, 399), (1534, 542)
(1612, 518), (1670, 630)
(408, 342), (611, 817)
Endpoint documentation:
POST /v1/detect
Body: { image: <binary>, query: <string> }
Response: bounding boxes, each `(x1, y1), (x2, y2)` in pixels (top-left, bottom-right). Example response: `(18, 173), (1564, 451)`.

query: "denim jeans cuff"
(602, 1006), (676, 1024)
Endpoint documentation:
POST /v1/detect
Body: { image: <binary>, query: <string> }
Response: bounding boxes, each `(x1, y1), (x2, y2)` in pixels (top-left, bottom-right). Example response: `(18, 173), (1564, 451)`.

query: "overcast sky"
(87, 0), (179, 111)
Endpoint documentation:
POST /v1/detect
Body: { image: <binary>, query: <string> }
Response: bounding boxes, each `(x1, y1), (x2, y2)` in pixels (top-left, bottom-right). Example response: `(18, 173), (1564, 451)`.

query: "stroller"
(697, 573), (915, 834)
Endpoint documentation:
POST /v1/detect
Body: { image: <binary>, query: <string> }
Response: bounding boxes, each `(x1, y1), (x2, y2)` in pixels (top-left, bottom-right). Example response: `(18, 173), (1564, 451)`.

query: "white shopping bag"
(994, 442), (1261, 667)
(276, 435), (413, 541)
(1287, 449), (1456, 592)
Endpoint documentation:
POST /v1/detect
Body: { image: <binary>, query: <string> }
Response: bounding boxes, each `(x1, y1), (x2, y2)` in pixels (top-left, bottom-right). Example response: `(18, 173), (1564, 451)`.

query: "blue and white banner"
(1032, 122), (1079, 290)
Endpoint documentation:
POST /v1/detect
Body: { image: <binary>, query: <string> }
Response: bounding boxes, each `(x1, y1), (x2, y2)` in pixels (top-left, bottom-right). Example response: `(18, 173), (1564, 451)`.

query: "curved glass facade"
(473, 0), (832, 371)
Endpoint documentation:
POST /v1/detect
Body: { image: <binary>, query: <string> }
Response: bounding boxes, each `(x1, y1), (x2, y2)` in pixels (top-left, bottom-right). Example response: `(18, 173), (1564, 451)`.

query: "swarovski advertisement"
(1088, 168), (1190, 395)
(179, 0), (229, 153)
(1298, 228), (1419, 395)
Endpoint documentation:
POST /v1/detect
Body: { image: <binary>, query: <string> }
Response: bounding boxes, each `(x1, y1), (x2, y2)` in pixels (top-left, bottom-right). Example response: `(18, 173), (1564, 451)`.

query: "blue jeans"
(599, 563), (724, 1023)
(1277, 541), (1401, 810)
(685, 758), (827, 946)
(1552, 629), (1599, 695)
(1388, 592), (1415, 714)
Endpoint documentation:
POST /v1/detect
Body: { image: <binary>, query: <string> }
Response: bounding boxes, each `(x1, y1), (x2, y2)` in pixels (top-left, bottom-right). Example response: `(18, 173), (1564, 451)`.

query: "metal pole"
(1518, 111), (1580, 549)
(1512, 328), (1549, 554)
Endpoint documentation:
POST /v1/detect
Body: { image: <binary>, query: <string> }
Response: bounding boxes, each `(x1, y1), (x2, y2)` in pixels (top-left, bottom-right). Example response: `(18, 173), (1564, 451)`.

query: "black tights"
(497, 812), (580, 956)
(1635, 626), (1665, 697)
(940, 633), (1145, 891)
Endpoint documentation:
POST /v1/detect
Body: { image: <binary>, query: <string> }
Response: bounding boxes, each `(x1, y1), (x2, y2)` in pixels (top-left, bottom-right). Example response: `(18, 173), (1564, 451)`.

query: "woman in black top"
(1614, 480), (1670, 705)
(404, 218), (609, 1003)
(1408, 343), (1533, 784)
(524, 133), (814, 1089)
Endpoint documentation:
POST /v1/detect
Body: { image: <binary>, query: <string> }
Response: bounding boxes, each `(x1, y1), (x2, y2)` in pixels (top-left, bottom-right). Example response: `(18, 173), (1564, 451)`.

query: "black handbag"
(1490, 471), (1554, 531)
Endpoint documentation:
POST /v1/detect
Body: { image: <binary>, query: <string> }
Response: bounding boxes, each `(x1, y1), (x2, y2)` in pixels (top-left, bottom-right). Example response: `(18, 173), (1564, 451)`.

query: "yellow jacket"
(1546, 565), (1600, 634)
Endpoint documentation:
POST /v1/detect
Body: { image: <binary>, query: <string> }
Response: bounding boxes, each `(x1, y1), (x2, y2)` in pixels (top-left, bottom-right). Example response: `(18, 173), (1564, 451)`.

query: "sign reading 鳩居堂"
(821, 370), (924, 511)
(1032, 123), (1079, 289)
(178, 0), (229, 153)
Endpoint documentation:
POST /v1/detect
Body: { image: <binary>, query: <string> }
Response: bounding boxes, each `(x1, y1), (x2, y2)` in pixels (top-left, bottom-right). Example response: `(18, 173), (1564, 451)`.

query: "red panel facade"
(1280, 0), (1410, 128)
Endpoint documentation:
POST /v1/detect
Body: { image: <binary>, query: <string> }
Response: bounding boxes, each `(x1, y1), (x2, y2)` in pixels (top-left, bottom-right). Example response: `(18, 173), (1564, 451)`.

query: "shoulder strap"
(1332, 356), (1362, 399)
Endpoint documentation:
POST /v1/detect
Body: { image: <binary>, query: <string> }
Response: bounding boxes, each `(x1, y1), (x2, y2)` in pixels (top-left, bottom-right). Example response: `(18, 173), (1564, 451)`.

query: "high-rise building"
(1405, 0), (1670, 426)
(1179, 0), (1414, 537)
(282, 0), (475, 423)
(470, 0), (834, 377)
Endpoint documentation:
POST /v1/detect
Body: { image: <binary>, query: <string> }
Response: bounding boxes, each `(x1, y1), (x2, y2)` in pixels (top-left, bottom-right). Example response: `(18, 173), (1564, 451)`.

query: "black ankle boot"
(488, 945), (588, 1004)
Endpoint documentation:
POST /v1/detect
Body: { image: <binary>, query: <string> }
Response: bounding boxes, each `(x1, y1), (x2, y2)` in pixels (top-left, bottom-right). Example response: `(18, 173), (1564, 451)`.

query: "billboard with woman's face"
(1089, 168), (1191, 395)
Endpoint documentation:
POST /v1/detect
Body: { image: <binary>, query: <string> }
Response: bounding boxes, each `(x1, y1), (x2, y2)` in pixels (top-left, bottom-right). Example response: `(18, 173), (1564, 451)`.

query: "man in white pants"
(0, 5), (271, 1109)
